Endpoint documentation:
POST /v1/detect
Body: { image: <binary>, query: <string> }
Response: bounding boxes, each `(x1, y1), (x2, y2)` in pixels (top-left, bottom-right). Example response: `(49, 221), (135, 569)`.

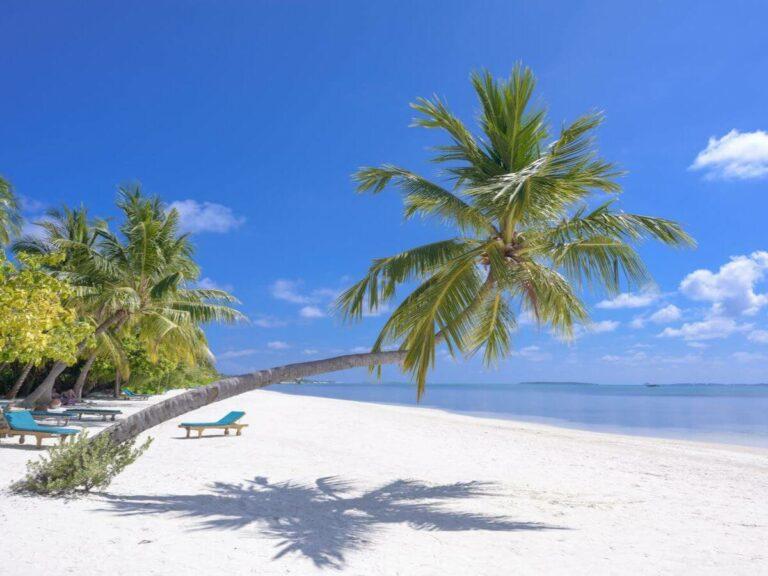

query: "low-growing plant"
(11, 431), (152, 496)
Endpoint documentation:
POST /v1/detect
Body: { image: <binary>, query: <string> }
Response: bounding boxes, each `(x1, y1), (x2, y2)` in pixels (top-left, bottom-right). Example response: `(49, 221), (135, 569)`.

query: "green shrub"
(11, 431), (152, 496)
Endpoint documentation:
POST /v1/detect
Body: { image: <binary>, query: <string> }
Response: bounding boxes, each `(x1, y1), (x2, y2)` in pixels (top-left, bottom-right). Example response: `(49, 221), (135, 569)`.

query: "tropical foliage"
(0, 176), (20, 245)
(338, 66), (694, 397)
(0, 252), (93, 367)
(1, 183), (244, 404)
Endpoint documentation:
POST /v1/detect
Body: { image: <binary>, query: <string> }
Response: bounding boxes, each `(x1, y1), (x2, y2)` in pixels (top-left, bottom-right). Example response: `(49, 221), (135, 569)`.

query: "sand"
(1, 389), (766, 575)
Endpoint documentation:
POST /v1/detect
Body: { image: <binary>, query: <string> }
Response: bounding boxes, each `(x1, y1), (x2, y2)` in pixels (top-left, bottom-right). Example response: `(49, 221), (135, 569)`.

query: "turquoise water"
(273, 382), (768, 448)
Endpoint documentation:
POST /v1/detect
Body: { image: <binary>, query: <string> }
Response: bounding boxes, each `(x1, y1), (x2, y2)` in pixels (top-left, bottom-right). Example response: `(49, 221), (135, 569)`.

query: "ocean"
(273, 381), (768, 448)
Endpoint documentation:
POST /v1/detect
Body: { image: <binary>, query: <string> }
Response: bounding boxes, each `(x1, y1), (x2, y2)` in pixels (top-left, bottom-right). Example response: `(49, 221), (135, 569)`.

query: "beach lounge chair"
(31, 410), (71, 426)
(1, 410), (78, 448)
(179, 411), (248, 438)
(64, 407), (122, 422)
(121, 388), (149, 400)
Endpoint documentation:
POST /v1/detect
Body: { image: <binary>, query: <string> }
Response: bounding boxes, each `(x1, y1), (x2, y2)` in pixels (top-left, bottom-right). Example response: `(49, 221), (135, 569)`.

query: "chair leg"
(185, 428), (190, 438)
(197, 429), (202, 438)
(19, 435), (25, 445)
(225, 428), (230, 435)
(36, 436), (43, 448)
(236, 427), (243, 436)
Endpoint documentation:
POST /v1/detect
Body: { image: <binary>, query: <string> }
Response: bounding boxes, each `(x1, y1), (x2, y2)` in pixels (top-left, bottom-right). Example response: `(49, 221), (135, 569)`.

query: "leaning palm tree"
(23, 186), (245, 406)
(100, 66), (693, 443)
(0, 176), (21, 246)
(338, 65), (694, 397)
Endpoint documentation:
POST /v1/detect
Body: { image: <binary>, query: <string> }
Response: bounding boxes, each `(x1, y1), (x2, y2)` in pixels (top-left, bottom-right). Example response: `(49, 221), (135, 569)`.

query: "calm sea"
(273, 382), (768, 448)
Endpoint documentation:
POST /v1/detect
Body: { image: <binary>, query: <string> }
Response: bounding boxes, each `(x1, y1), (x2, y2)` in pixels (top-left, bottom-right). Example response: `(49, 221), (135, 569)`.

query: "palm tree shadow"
(100, 476), (564, 569)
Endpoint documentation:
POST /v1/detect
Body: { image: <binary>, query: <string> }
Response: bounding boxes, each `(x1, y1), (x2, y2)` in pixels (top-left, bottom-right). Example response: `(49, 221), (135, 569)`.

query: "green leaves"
(0, 176), (21, 245)
(339, 65), (694, 398)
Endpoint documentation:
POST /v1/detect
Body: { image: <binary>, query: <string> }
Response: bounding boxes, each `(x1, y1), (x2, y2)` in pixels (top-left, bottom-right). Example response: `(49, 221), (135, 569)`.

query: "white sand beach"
(2, 389), (767, 575)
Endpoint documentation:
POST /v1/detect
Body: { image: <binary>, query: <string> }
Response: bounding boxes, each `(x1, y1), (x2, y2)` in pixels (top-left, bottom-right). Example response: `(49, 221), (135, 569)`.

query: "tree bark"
(104, 350), (406, 443)
(22, 310), (128, 407)
(73, 353), (97, 401)
(6, 362), (33, 400)
(114, 370), (122, 398)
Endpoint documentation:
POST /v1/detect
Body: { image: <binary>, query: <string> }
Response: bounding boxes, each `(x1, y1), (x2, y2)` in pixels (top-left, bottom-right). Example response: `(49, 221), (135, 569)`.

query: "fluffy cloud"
(748, 330), (768, 344)
(512, 345), (551, 362)
(732, 351), (768, 362)
(589, 320), (620, 334)
(679, 252), (768, 316)
(300, 305), (326, 318)
(216, 348), (258, 359)
(267, 341), (290, 350)
(196, 277), (234, 292)
(252, 316), (287, 328)
(596, 289), (659, 309)
(168, 200), (245, 234)
(630, 304), (683, 328)
(659, 316), (751, 341)
(271, 279), (312, 304)
(691, 130), (768, 179)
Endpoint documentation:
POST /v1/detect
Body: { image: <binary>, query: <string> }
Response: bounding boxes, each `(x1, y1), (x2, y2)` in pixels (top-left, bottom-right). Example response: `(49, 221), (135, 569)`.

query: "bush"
(11, 431), (152, 496)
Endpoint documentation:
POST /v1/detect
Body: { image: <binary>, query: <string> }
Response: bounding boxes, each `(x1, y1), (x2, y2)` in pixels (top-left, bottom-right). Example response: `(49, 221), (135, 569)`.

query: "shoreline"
(269, 384), (768, 452)
(2, 388), (767, 575)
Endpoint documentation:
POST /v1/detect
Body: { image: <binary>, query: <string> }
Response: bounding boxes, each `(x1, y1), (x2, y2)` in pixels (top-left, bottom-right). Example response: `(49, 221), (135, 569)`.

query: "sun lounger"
(31, 410), (71, 426)
(179, 411), (248, 438)
(1, 410), (78, 447)
(64, 407), (122, 421)
(121, 388), (149, 400)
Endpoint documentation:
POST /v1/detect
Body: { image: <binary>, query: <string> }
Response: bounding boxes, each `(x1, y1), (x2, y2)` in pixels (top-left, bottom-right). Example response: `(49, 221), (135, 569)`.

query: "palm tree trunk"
(114, 370), (122, 398)
(22, 360), (68, 407)
(22, 310), (128, 407)
(104, 350), (406, 443)
(6, 362), (33, 400)
(73, 353), (97, 401)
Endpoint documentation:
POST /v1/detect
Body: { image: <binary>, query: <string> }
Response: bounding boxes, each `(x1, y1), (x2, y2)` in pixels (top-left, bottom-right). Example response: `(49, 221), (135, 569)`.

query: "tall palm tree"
(0, 176), (21, 246)
(338, 65), (694, 397)
(101, 66), (693, 443)
(22, 186), (244, 406)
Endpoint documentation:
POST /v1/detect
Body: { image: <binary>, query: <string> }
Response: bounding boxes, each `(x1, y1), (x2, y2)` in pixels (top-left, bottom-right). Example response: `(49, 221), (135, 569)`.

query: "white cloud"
(303, 348), (319, 355)
(271, 279), (312, 304)
(512, 345), (551, 362)
(300, 305), (326, 318)
(630, 304), (682, 329)
(679, 252), (768, 316)
(602, 351), (648, 364)
(168, 199), (245, 234)
(267, 340), (290, 350)
(687, 342), (709, 349)
(216, 348), (258, 359)
(349, 346), (371, 353)
(596, 289), (659, 309)
(732, 351), (768, 362)
(589, 320), (620, 334)
(252, 316), (287, 328)
(196, 277), (234, 292)
(691, 130), (768, 179)
(748, 330), (768, 344)
(659, 316), (751, 341)
(648, 304), (682, 324)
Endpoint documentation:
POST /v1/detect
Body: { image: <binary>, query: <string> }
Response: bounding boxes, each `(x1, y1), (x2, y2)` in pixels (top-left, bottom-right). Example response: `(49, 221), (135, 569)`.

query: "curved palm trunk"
(23, 311), (127, 407)
(114, 371), (122, 398)
(73, 353), (97, 401)
(6, 362), (33, 400)
(104, 350), (406, 443)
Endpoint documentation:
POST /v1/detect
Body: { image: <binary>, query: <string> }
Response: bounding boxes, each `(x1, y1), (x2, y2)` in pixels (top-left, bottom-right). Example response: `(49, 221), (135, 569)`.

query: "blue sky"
(3, 1), (768, 385)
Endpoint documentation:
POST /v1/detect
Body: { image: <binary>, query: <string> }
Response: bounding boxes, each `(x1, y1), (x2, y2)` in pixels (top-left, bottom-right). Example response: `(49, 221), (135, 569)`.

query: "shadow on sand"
(100, 476), (564, 569)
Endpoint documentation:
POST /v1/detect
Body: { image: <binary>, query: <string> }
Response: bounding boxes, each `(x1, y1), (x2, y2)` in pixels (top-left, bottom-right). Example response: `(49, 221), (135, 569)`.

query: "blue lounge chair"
(31, 410), (71, 426)
(1, 410), (78, 448)
(179, 411), (248, 438)
(121, 388), (149, 400)
(64, 407), (122, 421)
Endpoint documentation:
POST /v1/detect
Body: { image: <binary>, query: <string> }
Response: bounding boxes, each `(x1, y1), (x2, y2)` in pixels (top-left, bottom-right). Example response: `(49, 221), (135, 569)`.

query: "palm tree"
(22, 186), (245, 406)
(101, 66), (693, 443)
(0, 176), (21, 246)
(338, 65), (694, 396)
